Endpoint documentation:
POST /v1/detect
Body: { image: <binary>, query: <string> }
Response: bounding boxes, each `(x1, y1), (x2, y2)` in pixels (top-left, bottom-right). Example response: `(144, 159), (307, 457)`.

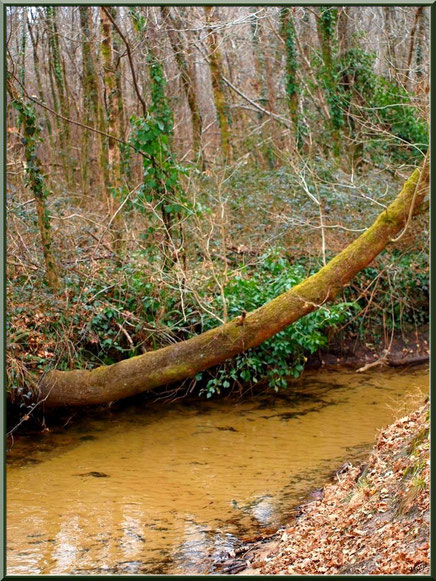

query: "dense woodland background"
(6, 6), (429, 409)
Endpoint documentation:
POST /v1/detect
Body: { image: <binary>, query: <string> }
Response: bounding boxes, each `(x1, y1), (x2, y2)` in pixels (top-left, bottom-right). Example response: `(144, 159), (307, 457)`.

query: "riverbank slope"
(238, 399), (429, 575)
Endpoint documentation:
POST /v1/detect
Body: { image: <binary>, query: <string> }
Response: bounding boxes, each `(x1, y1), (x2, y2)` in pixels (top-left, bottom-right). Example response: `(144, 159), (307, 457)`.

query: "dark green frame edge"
(1, 1), (434, 579)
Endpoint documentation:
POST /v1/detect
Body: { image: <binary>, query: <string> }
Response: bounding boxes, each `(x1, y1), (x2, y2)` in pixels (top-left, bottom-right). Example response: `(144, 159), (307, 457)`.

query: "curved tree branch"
(39, 156), (429, 406)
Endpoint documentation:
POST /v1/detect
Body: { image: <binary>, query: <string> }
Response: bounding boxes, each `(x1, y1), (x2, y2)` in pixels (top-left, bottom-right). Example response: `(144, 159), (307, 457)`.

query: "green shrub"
(7, 242), (428, 405)
(194, 250), (358, 396)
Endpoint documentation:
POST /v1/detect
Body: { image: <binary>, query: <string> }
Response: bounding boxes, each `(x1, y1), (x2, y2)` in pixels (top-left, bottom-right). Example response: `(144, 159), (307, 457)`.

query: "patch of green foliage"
(371, 79), (428, 161)
(130, 56), (187, 213)
(310, 42), (428, 163)
(194, 251), (358, 396)
(7, 243), (428, 405)
(340, 48), (428, 162)
(6, 249), (356, 403)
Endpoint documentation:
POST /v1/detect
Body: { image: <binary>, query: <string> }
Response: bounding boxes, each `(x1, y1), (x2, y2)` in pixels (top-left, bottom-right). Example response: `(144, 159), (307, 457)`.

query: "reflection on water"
(7, 366), (428, 575)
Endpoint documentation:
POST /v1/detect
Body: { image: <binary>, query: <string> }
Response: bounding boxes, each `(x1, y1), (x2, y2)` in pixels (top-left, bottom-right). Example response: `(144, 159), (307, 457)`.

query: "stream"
(7, 365), (428, 575)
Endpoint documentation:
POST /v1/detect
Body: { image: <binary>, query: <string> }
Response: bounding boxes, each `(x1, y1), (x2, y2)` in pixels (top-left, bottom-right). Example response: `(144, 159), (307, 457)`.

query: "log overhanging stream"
(39, 157), (429, 407)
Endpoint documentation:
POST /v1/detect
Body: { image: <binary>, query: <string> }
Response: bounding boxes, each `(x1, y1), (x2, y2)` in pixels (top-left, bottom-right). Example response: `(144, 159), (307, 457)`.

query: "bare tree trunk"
(161, 6), (203, 163)
(112, 15), (126, 143)
(383, 7), (400, 85)
(250, 8), (276, 167)
(403, 7), (424, 88)
(337, 7), (349, 57)
(27, 15), (52, 136)
(264, 12), (289, 155)
(337, 7), (361, 171)
(100, 6), (123, 257)
(39, 156), (429, 406)
(415, 8), (427, 83)
(19, 8), (27, 91)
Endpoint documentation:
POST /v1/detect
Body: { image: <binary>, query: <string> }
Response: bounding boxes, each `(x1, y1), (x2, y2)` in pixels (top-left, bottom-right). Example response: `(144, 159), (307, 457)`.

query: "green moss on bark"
(39, 157), (428, 406)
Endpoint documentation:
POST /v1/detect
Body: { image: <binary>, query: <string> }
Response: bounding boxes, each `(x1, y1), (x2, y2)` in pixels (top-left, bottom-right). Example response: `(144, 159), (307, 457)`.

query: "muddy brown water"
(7, 366), (428, 575)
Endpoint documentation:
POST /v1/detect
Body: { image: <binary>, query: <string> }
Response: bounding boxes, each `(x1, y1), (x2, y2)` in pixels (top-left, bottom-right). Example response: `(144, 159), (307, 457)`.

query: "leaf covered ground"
(240, 400), (429, 575)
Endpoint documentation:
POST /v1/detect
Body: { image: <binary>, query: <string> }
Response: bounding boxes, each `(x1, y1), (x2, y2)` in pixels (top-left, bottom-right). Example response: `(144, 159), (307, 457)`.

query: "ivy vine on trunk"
(317, 7), (343, 157)
(130, 50), (188, 271)
(8, 77), (60, 291)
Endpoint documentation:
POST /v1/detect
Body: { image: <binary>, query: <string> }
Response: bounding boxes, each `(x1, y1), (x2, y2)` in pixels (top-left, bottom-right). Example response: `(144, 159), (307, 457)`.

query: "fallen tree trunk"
(387, 354), (429, 367)
(40, 157), (429, 406)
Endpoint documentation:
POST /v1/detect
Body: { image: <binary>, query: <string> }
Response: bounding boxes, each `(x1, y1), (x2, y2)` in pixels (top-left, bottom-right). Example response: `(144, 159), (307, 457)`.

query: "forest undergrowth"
(6, 5), (429, 417)
(7, 159), (429, 415)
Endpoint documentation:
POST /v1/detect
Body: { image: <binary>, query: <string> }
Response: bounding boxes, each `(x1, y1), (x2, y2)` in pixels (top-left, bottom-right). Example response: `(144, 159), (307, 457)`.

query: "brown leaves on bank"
(252, 401), (429, 576)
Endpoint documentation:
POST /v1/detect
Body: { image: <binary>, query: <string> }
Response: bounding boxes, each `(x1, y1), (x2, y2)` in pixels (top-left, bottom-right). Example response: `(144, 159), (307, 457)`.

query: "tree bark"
(39, 156), (429, 406)
(100, 6), (123, 256)
(161, 6), (203, 162)
(403, 7), (424, 88)
(79, 6), (98, 198)
(415, 8), (427, 83)
(204, 6), (233, 164)
(7, 78), (61, 292)
(383, 7), (400, 85)
(249, 8), (271, 166)
(45, 7), (73, 182)
(280, 8), (301, 149)
(27, 13), (52, 136)
(316, 7), (342, 157)
(337, 7), (349, 57)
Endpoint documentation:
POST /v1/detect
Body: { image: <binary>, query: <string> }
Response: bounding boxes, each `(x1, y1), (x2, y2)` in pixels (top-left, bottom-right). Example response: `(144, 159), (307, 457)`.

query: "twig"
(356, 349), (389, 373)
(116, 322), (134, 348)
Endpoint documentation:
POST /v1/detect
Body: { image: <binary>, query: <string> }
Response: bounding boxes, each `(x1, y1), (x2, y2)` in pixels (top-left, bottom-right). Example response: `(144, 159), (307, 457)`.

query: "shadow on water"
(7, 365), (429, 575)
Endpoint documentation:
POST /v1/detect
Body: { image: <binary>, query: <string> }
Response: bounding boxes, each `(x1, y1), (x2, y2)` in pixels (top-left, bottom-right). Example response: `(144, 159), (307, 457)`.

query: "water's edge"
(7, 366), (428, 575)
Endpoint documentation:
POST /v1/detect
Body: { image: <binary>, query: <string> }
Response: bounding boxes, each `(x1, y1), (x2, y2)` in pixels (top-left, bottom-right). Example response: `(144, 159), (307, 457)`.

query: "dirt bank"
(221, 399), (429, 575)
(307, 327), (429, 371)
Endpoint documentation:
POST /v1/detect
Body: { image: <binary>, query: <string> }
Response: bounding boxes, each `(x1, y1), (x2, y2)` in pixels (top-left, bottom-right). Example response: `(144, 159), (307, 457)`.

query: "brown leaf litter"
(238, 400), (429, 575)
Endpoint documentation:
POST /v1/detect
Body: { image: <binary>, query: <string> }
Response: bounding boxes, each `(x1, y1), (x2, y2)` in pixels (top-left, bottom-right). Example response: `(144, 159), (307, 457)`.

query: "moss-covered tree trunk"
(45, 6), (73, 183)
(204, 6), (233, 164)
(7, 78), (61, 292)
(280, 7), (301, 150)
(39, 156), (429, 406)
(79, 6), (100, 198)
(316, 7), (342, 157)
